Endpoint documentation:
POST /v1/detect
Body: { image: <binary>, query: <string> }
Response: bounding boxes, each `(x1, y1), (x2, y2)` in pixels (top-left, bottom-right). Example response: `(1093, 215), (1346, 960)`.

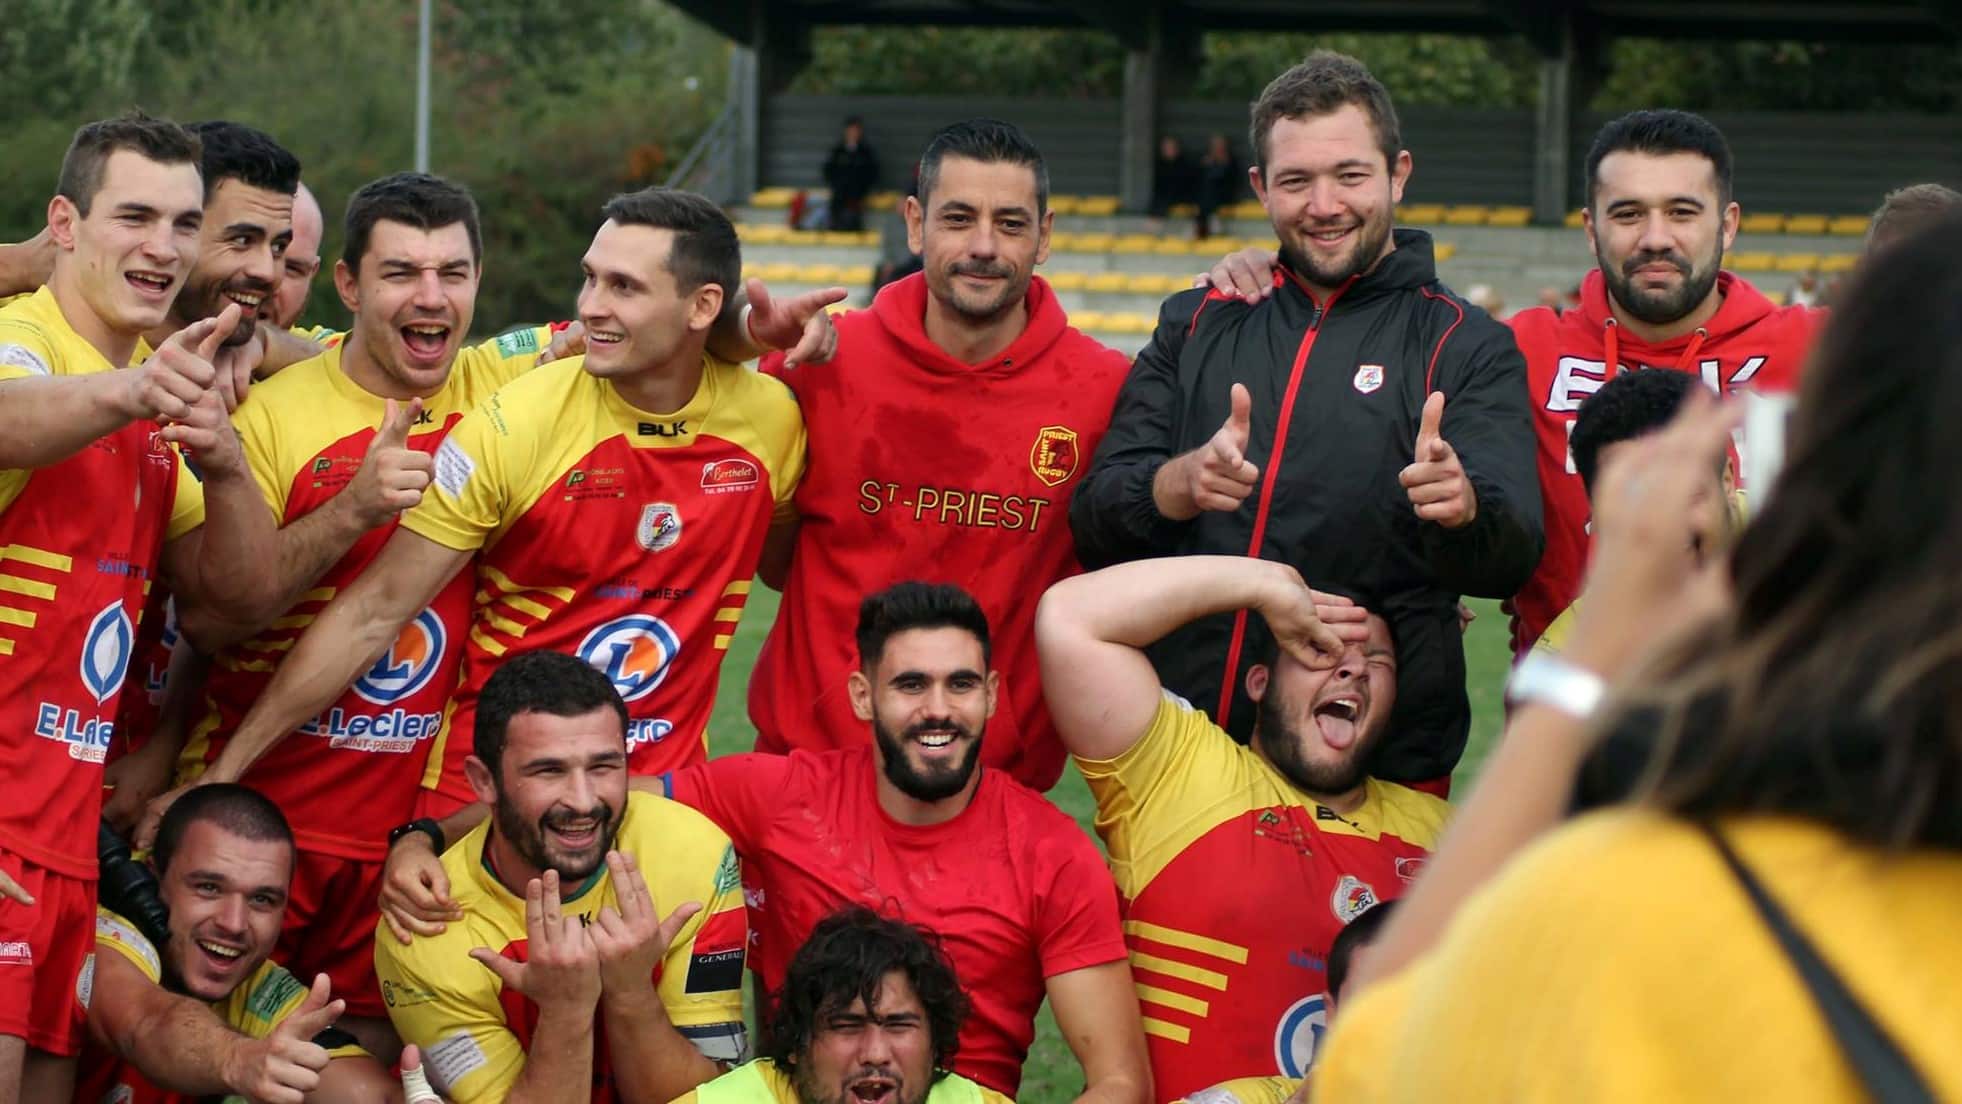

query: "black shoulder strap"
(1703, 824), (1936, 1103)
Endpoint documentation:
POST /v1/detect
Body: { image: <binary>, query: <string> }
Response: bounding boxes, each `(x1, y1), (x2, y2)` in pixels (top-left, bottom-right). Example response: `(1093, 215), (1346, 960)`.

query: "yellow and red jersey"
(0, 288), (203, 877)
(404, 356), (803, 809)
(373, 791), (748, 1103)
(1078, 692), (1449, 1101)
(174, 331), (550, 860)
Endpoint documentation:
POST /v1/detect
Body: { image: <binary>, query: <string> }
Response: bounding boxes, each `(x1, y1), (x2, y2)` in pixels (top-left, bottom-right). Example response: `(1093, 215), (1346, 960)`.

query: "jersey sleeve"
(662, 754), (791, 858)
(231, 384), (294, 518)
(399, 393), (519, 553)
(166, 448), (206, 540)
(1074, 691), (1238, 867)
(771, 409), (806, 520)
(481, 325), (556, 373)
(1032, 828), (1130, 978)
(374, 930), (529, 1104)
(237, 962), (370, 1059)
(656, 831), (749, 1061)
(95, 909), (164, 984)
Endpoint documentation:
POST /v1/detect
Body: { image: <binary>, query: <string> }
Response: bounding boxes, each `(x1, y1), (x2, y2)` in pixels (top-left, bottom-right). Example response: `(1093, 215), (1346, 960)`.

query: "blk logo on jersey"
(81, 602), (135, 706)
(1273, 993), (1329, 1078)
(353, 609), (448, 705)
(577, 615), (681, 702)
(636, 503), (682, 553)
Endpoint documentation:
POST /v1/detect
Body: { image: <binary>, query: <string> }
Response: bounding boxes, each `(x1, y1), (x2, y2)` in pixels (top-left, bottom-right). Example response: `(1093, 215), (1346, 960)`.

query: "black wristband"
(386, 817), (445, 853)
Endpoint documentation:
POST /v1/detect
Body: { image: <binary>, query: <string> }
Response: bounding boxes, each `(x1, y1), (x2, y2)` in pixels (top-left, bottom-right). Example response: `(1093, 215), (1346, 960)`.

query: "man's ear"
(46, 196), (80, 251)
(688, 283), (726, 333)
(1244, 663), (1271, 705)
(464, 755), (498, 808)
(333, 258), (360, 313)
(903, 196), (925, 256)
(848, 668), (874, 722)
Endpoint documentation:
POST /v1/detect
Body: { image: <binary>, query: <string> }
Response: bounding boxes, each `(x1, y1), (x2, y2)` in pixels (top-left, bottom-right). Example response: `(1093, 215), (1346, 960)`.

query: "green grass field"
(706, 590), (1513, 1103)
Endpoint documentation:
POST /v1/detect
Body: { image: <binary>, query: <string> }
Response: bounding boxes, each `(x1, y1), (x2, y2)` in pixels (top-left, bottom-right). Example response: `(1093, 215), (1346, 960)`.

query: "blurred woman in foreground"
(1311, 216), (1962, 1100)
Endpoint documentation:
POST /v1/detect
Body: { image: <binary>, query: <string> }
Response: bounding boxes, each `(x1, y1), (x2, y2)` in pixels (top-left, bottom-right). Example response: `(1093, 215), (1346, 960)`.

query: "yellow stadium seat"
(1398, 204), (1446, 224)
(750, 188), (797, 208)
(1819, 253), (1860, 274)
(1047, 232), (1078, 251)
(1152, 238), (1197, 256)
(785, 230), (822, 246)
(1044, 271), (1088, 291)
(1113, 313), (1158, 335)
(1827, 215), (1871, 237)
(1739, 213), (1785, 234)
(1071, 232), (1116, 254)
(1782, 214), (1829, 235)
(818, 231), (859, 247)
(1563, 209), (1586, 228)
(1124, 274), (1173, 294)
(799, 264), (843, 283)
(1086, 272), (1130, 293)
(1048, 195), (1083, 216)
(1763, 289), (1787, 306)
(838, 265), (874, 284)
(1168, 203), (1198, 218)
(1444, 205), (1491, 225)
(1727, 252), (1776, 273)
(1073, 310), (1107, 330)
(756, 262), (801, 283)
(1773, 253), (1821, 273)
(865, 192), (900, 212)
(1486, 206), (1532, 227)
(1227, 200), (1267, 220)
(1078, 196), (1122, 216)
(1111, 234), (1159, 255)
(1433, 242), (1458, 262)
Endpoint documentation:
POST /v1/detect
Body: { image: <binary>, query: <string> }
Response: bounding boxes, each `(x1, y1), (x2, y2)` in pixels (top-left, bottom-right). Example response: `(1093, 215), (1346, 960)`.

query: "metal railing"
(667, 101), (742, 205)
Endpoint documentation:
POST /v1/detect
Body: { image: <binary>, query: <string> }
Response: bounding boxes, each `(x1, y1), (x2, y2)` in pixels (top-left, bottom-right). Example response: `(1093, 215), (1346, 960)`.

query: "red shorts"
(0, 848), (95, 1056)
(275, 849), (387, 1018)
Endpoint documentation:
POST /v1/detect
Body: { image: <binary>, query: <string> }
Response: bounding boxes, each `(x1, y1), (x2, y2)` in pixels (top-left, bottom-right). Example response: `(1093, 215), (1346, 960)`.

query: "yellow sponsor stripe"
(714, 633), (733, 650)
(1136, 983), (1208, 1017)
(0, 573), (55, 600)
(499, 593), (553, 621)
(469, 626), (510, 657)
(1141, 1017), (1191, 1044)
(0, 637), (13, 655)
(722, 580), (751, 597)
(715, 606), (743, 623)
(223, 657), (279, 673)
(302, 586), (336, 602)
(239, 637), (297, 654)
(480, 564), (574, 602)
(270, 613), (314, 630)
(1130, 952), (1228, 991)
(0, 606), (36, 629)
(0, 544), (71, 572)
(1125, 920), (1250, 964)
(483, 610), (530, 638)
(140, 580), (152, 595)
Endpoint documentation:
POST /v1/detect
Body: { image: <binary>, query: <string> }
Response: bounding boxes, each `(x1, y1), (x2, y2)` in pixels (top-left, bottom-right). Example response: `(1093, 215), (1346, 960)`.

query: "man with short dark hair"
(374, 650), (748, 1104)
(81, 783), (404, 1103)
(822, 117), (880, 232)
(1037, 555), (1447, 1099)
(750, 118), (1134, 792)
(154, 121), (301, 351)
(1867, 181), (1962, 254)
(672, 907), (1015, 1104)
(1073, 51), (1541, 795)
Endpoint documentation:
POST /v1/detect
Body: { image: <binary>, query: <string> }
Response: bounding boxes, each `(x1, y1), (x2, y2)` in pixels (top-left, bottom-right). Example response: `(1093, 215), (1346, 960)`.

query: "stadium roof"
(676, 0), (1961, 51)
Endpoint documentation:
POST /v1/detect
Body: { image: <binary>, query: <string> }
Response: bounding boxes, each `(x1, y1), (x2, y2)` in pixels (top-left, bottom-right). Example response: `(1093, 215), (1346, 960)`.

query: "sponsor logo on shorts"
(76, 952), (95, 1008)
(1029, 425), (1081, 487)
(699, 458), (759, 494)
(636, 503), (682, 553)
(0, 941), (32, 966)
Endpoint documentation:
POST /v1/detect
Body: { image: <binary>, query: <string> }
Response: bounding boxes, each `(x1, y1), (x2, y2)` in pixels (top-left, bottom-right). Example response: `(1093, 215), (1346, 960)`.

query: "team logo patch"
(636, 503), (682, 553)
(352, 608), (447, 705)
(699, 458), (760, 494)
(576, 615), (680, 702)
(1273, 993), (1329, 1078)
(494, 328), (540, 357)
(1352, 364), (1385, 394)
(1029, 425), (1081, 488)
(0, 343), (51, 377)
(81, 602), (135, 706)
(712, 845), (740, 894)
(1330, 874), (1379, 923)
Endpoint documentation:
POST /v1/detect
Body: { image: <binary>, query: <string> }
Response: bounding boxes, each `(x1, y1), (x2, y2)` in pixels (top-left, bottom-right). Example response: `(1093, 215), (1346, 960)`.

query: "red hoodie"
(1504, 268), (1823, 654)
(748, 272), (1131, 790)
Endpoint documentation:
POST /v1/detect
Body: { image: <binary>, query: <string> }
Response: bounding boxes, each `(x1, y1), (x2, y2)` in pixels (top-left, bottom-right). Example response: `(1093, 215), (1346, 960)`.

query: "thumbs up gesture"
(1155, 382), (1261, 521)
(220, 972), (343, 1104)
(1399, 391), (1477, 528)
(345, 397), (436, 529)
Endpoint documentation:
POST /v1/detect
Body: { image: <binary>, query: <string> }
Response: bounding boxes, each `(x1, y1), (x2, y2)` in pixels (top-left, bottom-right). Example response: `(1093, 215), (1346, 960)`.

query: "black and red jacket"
(1069, 229), (1542, 783)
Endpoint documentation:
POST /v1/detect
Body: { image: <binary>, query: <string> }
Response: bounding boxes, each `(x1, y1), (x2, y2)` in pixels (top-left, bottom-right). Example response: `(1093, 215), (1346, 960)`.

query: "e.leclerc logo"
(576, 615), (680, 749)
(33, 602), (133, 761)
(300, 608), (449, 754)
(353, 609), (447, 704)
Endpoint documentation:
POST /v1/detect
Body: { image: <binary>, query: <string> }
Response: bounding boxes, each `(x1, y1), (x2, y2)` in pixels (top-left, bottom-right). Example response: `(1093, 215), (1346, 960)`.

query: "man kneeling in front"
(674, 907), (1013, 1104)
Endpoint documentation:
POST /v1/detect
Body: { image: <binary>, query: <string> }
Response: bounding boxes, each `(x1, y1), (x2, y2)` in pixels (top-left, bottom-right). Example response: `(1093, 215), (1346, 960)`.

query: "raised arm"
(1034, 555), (1350, 762)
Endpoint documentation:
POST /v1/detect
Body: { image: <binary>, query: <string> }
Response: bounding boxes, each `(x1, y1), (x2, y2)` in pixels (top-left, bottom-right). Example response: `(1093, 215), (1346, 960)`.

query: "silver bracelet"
(1505, 650), (1607, 720)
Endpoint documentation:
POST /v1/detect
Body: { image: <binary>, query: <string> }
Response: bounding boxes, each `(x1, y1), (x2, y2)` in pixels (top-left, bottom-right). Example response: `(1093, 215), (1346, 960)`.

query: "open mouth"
(225, 289), (266, 313)
(848, 1075), (898, 1104)
(586, 328), (625, 351)
(195, 938), (247, 969)
(913, 729), (960, 750)
(400, 322), (451, 360)
(1305, 225), (1356, 247)
(126, 271), (174, 299)
(547, 818), (602, 851)
(1312, 696), (1361, 749)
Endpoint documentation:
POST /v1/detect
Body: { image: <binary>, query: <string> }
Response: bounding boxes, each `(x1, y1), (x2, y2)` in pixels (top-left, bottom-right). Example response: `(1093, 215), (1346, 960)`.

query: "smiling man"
(146, 121), (299, 352)
(1036, 555), (1447, 1101)
(1069, 51), (1540, 798)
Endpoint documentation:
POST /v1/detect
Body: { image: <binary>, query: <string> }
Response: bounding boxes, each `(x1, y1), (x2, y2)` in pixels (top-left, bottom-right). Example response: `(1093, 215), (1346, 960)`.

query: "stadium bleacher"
(738, 190), (1861, 353)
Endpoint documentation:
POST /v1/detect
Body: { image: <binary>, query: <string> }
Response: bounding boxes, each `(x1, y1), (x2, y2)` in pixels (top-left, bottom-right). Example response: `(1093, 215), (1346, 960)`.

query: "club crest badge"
(636, 503), (682, 553)
(1353, 364), (1385, 394)
(1029, 425), (1080, 488)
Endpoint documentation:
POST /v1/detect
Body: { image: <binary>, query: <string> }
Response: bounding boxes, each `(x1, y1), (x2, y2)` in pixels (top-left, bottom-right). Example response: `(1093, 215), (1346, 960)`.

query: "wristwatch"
(386, 817), (446, 853)
(1505, 650), (1607, 720)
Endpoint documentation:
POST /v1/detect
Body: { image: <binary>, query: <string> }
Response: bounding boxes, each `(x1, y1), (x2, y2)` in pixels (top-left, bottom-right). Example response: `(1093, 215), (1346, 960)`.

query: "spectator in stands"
(384, 582), (1148, 1103)
(1534, 369), (1734, 657)
(823, 116), (881, 233)
(1171, 900), (1400, 1104)
(1149, 136), (1197, 231)
(1195, 134), (1239, 239)
(1313, 215), (1962, 1100)
(1535, 286), (1564, 311)
(1073, 51), (1542, 796)
(672, 908), (1014, 1104)
(83, 784), (403, 1102)
(1787, 266), (1821, 308)
(1866, 181), (1962, 254)
(1465, 283), (1505, 319)
(747, 118), (1134, 793)
(1035, 553), (1448, 1100)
